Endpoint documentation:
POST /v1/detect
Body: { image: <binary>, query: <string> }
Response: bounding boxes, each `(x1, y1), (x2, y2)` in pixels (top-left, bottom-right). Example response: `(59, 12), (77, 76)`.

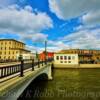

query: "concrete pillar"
(47, 64), (53, 80)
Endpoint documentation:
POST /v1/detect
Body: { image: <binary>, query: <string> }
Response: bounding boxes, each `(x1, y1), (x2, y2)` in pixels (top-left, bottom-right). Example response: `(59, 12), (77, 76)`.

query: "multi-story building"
(54, 53), (78, 65)
(0, 39), (33, 61)
(57, 49), (100, 64)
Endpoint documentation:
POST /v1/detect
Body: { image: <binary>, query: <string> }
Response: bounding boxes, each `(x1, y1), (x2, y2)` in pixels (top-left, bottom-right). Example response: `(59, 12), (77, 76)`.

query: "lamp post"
(45, 41), (47, 65)
(35, 49), (40, 68)
(36, 50), (38, 60)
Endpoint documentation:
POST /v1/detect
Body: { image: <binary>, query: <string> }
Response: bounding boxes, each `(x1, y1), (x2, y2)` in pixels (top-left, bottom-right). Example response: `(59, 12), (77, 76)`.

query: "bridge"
(0, 59), (53, 100)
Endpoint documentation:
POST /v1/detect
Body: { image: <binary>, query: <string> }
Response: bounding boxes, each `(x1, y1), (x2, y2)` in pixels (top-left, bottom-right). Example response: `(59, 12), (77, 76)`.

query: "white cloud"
(26, 45), (46, 53)
(19, 0), (27, 4)
(49, 0), (63, 19)
(60, 28), (100, 49)
(0, 0), (16, 7)
(20, 33), (48, 42)
(26, 40), (70, 53)
(26, 28), (100, 52)
(48, 40), (69, 49)
(25, 28), (100, 52)
(49, 0), (100, 26)
(0, 5), (53, 34)
(82, 10), (100, 27)
(24, 5), (33, 12)
(32, 33), (48, 42)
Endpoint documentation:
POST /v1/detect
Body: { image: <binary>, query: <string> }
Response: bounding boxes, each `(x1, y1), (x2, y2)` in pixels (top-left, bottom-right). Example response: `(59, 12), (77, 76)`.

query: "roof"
(54, 52), (78, 54)
(0, 39), (25, 45)
(57, 49), (100, 53)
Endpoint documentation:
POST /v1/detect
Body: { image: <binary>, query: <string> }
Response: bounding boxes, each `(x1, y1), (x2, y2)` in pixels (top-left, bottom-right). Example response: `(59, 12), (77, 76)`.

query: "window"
(56, 56), (59, 60)
(64, 61), (67, 63)
(8, 56), (10, 59)
(60, 61), (63, 63)
(68, 56), (71, 60)
(12, 56), (14, 59)
(60, 56), (63, 60)
(4, 56), (6, 59)
(68, 61), (71, 63)
(72, 56), (75, 60)
(9, 41), (11, 44)
(64, 56), (67, 60)
(1, 42), (3, 45)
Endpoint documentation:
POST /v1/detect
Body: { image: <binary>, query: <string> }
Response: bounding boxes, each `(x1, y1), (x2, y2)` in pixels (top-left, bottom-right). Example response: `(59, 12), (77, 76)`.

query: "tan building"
(57, 49), (100, 64)
(54, 53), (78, 65)
(0, 39), (32, 61)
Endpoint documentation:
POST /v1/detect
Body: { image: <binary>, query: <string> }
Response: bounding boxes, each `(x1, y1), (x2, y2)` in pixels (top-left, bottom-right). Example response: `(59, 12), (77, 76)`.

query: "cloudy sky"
(0, 0), (100, 52)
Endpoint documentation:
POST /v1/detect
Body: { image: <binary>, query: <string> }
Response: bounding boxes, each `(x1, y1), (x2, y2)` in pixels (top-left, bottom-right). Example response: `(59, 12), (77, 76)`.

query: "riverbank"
(53, 64), (100, 68)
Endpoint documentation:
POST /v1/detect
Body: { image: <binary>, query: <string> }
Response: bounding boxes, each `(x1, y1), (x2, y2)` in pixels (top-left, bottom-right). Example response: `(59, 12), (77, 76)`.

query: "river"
(18, 69), (100, 100)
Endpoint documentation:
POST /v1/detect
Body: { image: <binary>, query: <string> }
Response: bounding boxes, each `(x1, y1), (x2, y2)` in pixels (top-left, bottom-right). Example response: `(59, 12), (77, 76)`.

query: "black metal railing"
(0, 64), (21, 78)
(0, 59), (53, 78)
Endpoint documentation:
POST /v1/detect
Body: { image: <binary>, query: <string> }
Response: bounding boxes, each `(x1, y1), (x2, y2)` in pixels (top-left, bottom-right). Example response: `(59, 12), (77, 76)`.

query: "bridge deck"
(0, 63), (51, 100)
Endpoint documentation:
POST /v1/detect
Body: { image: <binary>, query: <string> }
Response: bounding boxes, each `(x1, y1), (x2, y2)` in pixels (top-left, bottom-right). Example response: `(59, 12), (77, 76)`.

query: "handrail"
(0, 59), (53, 78)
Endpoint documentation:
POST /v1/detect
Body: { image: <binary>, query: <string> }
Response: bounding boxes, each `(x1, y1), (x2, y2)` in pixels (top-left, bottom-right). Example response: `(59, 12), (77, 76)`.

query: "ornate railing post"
(42, 60), (43, 66)
(38, 59), (40, 68)
(20, 60), (24, 77)
(32, 59), (34, 71)
(45, 59), (47, 65)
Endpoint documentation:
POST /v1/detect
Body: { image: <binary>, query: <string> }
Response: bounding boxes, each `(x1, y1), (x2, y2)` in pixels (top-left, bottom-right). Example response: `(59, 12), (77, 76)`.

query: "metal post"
(38, 58), (40, 68)
(42, 60), (43, 66)
(36, 50), (38, 60)
(32, 59), (34, 71)
(20, 60), (24, 77)
(45, 41), (47, 65)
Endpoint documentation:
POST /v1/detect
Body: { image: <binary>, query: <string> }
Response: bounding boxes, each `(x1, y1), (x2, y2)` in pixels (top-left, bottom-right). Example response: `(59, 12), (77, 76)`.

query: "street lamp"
(45, 40), (47, 64)
(36, 50), (38, 60)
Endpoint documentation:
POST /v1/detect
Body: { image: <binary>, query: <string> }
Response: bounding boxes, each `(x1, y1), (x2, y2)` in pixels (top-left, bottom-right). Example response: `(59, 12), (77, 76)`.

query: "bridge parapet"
(0, 59), (53, 79)
(0, 59), (53, 100)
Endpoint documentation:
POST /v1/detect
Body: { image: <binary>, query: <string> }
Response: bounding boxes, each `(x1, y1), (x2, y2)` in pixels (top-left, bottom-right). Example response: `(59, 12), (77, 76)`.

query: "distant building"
(0, 39), (33, 61)
(39, 51), (54, 60)
(54, 53), (78, 65)
(57, 49), (100, 64)
(16, 53), (34, 60)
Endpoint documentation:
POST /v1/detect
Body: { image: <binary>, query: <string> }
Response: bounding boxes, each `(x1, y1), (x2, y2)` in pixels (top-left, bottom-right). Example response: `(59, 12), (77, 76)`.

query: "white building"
(16, 53), (35, 60)
(54, 53), (78, 65)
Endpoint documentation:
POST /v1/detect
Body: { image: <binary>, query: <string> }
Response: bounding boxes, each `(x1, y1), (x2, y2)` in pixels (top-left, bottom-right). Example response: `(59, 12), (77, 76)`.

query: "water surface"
(19, 69), (100, 100)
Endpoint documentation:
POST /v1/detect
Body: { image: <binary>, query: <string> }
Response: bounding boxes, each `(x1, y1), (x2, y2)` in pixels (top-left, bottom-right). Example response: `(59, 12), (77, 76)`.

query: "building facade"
(0, 39), (33, 61)
(54, 53), (78, 65)
(39, 51), (54, 61)
(58, 49), (100, 64)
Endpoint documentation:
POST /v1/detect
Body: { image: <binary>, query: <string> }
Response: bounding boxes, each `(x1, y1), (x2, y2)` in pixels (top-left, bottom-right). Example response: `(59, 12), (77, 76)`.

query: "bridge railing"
(0, 59), (53, 78)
